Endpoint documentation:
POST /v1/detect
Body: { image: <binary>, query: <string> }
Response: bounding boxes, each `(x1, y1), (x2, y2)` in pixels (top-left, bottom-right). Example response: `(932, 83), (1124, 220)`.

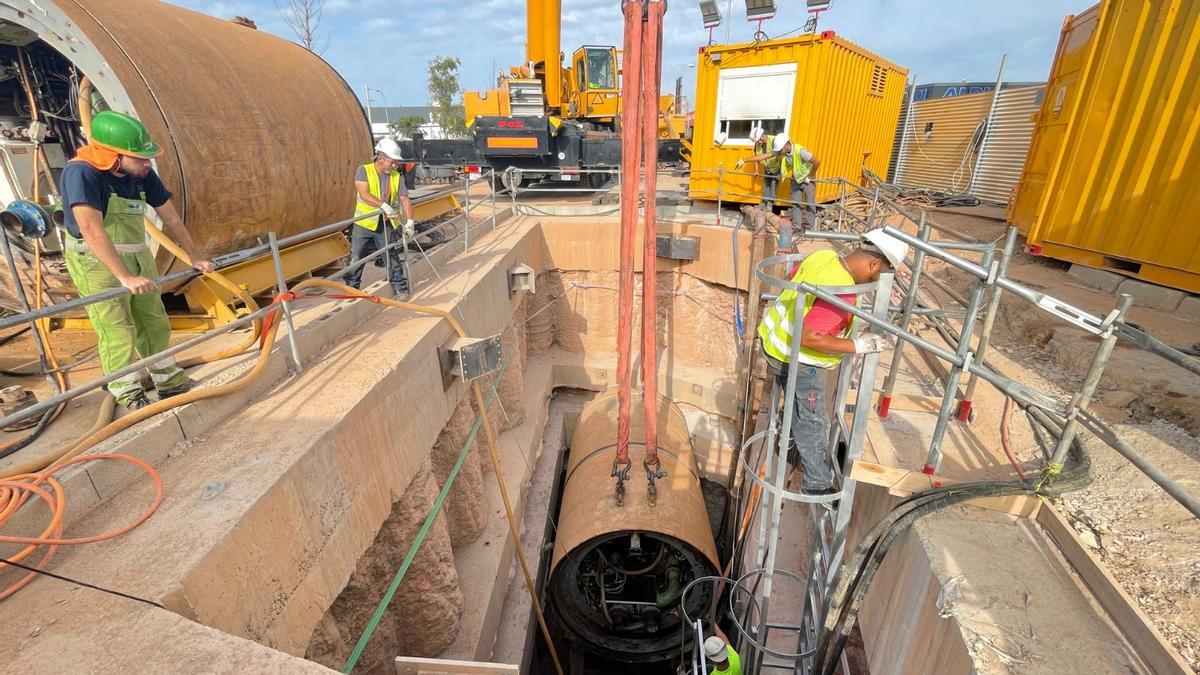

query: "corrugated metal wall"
(1010, 0), (1200, 293)
(892, 92), (992, 195)
(886, 96), (909, 181)
(972, 85), (1044, 203)
(891, 84), (1042, 204)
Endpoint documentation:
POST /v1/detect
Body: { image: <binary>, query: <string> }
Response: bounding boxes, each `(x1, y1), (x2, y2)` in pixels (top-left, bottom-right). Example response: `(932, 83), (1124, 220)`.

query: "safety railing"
(710, 163), (1200, 673)
(0, 168), (507, 430)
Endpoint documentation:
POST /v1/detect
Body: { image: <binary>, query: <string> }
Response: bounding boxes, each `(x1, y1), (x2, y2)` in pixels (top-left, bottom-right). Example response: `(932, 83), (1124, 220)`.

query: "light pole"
(365, 86), (391, 138)
(364, 85), (373, 133)
(669, 63), (694, 115)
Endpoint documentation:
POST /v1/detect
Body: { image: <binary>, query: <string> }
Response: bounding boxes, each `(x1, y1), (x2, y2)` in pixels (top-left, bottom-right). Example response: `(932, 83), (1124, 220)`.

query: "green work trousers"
(64, 246), (187, 404)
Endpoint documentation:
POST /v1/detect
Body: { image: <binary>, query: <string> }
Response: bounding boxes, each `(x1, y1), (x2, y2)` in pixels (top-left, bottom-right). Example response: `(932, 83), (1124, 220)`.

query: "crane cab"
(567, 46), (619, 127)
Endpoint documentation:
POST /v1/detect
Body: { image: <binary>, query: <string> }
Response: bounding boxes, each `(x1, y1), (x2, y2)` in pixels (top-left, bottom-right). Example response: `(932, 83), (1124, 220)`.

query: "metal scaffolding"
(711, 168), (1200, 675)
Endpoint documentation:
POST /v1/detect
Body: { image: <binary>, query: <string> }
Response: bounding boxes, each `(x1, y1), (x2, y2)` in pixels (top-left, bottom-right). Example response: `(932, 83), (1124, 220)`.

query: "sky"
(173, 0), (1088, 107)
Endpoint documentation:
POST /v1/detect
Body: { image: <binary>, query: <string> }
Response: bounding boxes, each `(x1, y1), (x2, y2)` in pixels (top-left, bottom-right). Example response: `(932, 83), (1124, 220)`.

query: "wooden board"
(849, 461), (1042, 517)
(1036, 506), (1192, 675)
(395, 657), (519, 675)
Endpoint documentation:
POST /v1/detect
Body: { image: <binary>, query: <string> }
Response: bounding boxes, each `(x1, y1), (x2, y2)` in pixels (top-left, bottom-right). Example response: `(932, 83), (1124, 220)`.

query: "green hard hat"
(89, 110), (162, 158)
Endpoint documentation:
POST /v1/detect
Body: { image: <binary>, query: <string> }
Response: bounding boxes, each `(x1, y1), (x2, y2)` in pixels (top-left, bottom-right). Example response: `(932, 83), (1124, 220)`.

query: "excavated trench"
(294, 260), (746, 672)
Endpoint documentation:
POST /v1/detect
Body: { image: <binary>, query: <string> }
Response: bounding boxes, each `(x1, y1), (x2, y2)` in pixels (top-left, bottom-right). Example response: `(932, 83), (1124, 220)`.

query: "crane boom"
(526, 0), (563, 110)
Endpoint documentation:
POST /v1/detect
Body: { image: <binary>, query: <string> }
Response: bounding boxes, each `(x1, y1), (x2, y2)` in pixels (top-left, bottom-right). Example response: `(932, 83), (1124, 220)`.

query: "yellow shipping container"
(1010, 0), (1200, 293)
(688, 32), (908, 205)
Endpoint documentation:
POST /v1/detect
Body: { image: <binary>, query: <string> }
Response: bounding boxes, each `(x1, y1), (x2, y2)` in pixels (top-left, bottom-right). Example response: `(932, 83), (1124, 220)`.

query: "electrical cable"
(0, 554), (163, 608)
(812, 435), (1090, 673)
(0, 326), (30, 347)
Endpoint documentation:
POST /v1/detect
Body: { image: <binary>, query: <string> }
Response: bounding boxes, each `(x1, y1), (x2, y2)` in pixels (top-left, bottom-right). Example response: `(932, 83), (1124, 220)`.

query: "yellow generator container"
(688, 32), (907, 205)
(1009, 0), (1200, 293)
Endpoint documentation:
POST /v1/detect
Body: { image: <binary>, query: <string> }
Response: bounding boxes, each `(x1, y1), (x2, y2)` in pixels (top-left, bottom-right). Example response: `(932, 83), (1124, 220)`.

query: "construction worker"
(741, 135), (821, 252)
(756, 230), (908, 495)
(59, 110), (212, 409)
(703, 626), (742, 675)
(776, 135), (820, 246)
(735, 127), (782, 208)
(348, 137), (416, 299)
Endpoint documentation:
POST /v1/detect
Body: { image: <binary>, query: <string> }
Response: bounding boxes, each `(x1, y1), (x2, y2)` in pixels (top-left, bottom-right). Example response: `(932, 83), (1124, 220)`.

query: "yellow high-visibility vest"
(781, 144), (813, 182)
(758, 135), (782, 175)
(757, 249), (856, 368)
(354, 162), (402, 231)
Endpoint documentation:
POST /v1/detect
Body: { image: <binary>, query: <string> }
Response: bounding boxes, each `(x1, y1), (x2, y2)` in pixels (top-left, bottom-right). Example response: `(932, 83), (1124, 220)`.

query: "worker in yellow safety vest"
(735, 126), (782, 209)
(756, 230), (908, 495)
(742, 135), (821, 253)
(347, 137), (415, 299)
(703, 626), (742, 675)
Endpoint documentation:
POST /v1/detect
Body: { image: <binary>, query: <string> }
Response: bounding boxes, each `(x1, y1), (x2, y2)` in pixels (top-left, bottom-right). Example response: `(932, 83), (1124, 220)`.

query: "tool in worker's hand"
(853, 334), (890, 354)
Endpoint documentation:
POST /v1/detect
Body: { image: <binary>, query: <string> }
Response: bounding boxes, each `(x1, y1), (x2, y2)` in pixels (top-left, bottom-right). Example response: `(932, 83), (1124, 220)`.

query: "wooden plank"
(849, 461), (1041, 517)
(850, 460), (944, 496)
(1036, 505), (1192, 674)
(395, 656), (519, 675)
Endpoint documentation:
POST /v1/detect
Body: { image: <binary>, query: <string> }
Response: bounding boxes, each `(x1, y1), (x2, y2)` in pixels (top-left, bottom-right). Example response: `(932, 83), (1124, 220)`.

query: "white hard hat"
(749, 126), (765, 143)
(375, 137), (404, 160)
(704, 636), (727, 661)
(772, 135), (790, 153)
(862, 229), (910, 270)
(714, 131), (728, 147)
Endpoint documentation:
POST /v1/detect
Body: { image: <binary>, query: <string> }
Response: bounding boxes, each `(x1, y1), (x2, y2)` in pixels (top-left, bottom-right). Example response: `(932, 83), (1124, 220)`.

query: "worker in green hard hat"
(59, 110), (214, 410)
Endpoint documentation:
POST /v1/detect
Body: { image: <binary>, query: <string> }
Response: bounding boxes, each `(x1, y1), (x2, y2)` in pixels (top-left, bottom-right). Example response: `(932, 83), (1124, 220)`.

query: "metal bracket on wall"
(508, 263), (536, 296)
(656, 233), (701, 260)
(438, 334), (504, 389)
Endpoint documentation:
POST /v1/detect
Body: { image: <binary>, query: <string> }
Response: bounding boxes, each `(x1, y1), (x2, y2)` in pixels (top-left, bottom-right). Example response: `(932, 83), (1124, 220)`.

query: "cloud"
(165, 0), (1082, 106)
(363, 17), (396, 30)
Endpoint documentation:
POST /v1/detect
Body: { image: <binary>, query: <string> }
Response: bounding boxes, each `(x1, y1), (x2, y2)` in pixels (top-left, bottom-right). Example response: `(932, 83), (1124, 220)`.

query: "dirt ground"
(911, 211), (1200, 670)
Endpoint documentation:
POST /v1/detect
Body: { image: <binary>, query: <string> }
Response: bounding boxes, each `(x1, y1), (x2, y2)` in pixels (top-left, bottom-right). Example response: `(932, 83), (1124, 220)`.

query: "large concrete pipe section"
(550, 390), (719, 661)
(0, 0), (370, 268)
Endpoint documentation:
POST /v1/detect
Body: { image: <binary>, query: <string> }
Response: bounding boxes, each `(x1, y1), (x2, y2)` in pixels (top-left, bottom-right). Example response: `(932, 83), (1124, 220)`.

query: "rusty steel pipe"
(550, 390), (719, 661)
(8, 0), (370, 272)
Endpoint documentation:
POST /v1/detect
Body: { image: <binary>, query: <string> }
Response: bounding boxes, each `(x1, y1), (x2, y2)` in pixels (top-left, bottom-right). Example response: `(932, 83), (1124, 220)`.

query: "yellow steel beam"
(412, 193), (461, 223)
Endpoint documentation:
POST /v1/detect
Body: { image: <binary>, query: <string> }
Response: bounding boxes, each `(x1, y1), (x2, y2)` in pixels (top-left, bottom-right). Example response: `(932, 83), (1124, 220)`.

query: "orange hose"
(141, 219), (262, 366)
(0, 452), (162, 600)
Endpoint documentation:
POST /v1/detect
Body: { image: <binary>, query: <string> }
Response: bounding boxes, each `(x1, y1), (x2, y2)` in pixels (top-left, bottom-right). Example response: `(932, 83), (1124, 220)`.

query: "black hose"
(0, 326), (31, 347)
(813, 436), (1090, 673)
(0, 407), (54, 458)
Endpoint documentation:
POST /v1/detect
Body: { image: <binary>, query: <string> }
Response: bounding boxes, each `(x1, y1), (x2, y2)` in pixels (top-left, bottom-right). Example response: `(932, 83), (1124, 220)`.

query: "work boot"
(392, 285), (411, 302)
(119, 391), (153, 411)
(803, 485), (840, 511)
(156, 378), (196, 400)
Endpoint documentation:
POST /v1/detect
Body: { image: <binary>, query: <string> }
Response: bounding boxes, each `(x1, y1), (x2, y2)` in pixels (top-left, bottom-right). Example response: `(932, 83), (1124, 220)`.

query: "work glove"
(380, 202), (396, 218)
(852, 334), (890, 354)
(403, 219), (416, 239)
(735, 159), (745, 170)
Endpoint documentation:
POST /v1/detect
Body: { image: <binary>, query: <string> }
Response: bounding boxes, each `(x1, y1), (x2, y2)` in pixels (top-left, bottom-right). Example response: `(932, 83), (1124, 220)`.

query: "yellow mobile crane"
(464, 0), (685, 190)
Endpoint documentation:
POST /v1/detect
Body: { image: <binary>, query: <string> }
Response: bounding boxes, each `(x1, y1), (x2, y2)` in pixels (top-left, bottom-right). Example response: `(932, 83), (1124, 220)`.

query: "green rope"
(342, 343), (514, 673)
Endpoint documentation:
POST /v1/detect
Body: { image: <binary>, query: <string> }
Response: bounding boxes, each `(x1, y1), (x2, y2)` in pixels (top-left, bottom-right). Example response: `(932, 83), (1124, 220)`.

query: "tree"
(428, 56), (467, 138)
(388, 115), (426, 139)
(276, 0), (329, 54)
